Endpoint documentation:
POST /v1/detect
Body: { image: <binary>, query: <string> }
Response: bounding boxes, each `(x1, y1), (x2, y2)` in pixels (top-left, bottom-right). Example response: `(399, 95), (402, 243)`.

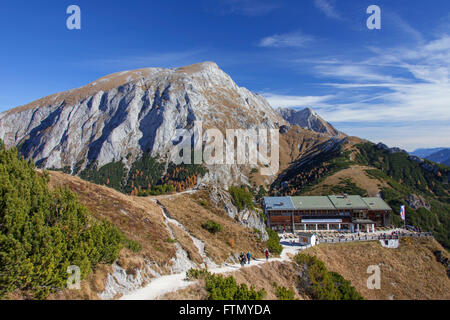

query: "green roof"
(291, 196), (335, 210)
(328, 195), (369, 210)
(264, 195), (392, 211)
(362, 197), (392, 211)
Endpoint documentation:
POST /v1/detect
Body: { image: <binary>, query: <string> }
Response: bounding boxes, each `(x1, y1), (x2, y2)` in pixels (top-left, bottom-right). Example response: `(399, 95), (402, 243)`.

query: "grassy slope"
(304, 165), (388, 197)
(162, 238), (450, 301)
(304, 238), (450, 300)
(45, 171), (266, 299)
(160, 261), (307, 300)
(158, 190), (267, 263)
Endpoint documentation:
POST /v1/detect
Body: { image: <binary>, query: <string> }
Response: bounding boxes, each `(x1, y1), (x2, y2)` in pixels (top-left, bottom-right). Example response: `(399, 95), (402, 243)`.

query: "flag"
(400, 205), (406, 221)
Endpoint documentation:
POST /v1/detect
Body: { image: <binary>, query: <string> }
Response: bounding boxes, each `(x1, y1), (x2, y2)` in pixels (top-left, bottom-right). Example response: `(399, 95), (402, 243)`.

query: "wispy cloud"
(314, 64), (404, 83)
(258, 31), (314, 48)
(264, 35), (450, 148)
(313, 0), (342, 20)
(385, 12), (424, 42)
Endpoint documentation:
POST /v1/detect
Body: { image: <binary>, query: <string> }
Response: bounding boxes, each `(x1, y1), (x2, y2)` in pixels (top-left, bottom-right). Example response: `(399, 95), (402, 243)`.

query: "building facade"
(263, 195), (392, 233)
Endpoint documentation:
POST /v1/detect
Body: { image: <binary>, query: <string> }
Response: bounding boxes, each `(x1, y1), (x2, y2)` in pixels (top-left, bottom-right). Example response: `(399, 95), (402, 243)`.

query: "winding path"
(121, 187), (300, 300)
(120, 244), (299, 300)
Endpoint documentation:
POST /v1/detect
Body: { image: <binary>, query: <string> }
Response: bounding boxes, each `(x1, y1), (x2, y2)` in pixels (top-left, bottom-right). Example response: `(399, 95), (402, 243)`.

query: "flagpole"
(401, 205), (406, 231)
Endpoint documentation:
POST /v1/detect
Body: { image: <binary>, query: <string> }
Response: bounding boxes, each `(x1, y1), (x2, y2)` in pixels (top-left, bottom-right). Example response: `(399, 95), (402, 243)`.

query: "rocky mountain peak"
(0, 62), (286, 186)
(276, 107), (341, 137)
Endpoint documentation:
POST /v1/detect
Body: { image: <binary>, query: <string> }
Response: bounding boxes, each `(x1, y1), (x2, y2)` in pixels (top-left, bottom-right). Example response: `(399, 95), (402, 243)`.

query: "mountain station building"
(263, 195), (392, 233)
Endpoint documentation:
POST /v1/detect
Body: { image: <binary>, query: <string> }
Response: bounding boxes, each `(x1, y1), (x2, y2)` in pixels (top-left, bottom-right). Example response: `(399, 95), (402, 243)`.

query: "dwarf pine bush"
(0, 142), (133, 299)
(294, 254), (364, 300)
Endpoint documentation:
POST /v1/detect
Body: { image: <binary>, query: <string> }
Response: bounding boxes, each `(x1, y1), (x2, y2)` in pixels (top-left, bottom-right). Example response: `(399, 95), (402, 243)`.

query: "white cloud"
(306, 35), (450, 124)
(313, 0), (342, 20)
(315, 64), (404, 83)
(385, 12), (424, 43)
(259, 31), (314, 48)
(263, 35), (450, 150)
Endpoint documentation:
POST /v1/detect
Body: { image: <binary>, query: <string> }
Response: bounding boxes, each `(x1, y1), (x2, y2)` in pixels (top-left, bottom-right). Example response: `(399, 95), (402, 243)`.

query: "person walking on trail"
(246, 252), (251, 265)
(264, 249), (269, 261)
(239, 252), (246, 267)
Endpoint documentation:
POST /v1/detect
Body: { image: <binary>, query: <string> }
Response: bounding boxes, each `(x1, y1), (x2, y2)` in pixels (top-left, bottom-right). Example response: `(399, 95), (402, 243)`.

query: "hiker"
(264, 249), (269, 261)
(241, 255), (247, 267)
(246, 252), (251, 264)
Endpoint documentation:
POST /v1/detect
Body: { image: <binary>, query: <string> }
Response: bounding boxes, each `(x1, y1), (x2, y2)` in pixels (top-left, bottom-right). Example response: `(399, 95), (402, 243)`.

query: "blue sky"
(1, 0), (449, 151)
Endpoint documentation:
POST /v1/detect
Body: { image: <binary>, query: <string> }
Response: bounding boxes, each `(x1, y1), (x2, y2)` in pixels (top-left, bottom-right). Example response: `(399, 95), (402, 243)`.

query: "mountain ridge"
(0, 62), (285, 185)
(411, 147), (447, 159)
(277, 107), (341, 137)
(0, 62), (343, 191)
(411, 148), (450, 166)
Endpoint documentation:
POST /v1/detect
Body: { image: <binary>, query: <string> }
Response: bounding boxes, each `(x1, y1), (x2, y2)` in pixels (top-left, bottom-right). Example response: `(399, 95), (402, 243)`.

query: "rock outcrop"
(406, 194), (431, 211)
(209, 187), (269, 241)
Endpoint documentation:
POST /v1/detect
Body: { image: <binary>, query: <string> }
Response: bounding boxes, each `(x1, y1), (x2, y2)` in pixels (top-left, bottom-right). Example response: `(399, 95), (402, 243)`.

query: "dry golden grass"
(47, 171), (177, 270)
(158, 190), (267, 264)
(306, 165), (388, 197)
(45, 171), (180, 299)
(48, 264), (113, 300)
(304, 238), (450, 300)
(230, 261), (306, 300)
(170, 222), (204, 266)
(45, 171), (270, 299)
(165, 238), (450, 301)
(159, 282), (208, 300)
(250, 125), (332, 188)
(161, 261), (307, 300)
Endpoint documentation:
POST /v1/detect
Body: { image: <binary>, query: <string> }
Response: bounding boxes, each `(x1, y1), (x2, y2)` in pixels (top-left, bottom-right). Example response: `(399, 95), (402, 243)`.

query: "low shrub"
(124, 238), (143, 253)
(294, 254), (364, 300)
(186, 268), (210, 280)
(273, 282), (296, 300)
(266, 228), (283, 255)
(202, 221), (222, 234)
(186, 269), (266, 300)
(229, 186), (254, 211)
(138, 184), (175, 196)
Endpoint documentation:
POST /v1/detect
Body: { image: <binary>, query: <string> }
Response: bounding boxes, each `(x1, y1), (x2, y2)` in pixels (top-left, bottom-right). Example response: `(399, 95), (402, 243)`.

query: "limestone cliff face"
(0, 62), (286, 184)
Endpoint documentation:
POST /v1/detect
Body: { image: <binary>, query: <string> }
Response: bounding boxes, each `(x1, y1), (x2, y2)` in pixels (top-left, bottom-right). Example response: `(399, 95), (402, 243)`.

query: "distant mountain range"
(411, 148), (450, 166)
